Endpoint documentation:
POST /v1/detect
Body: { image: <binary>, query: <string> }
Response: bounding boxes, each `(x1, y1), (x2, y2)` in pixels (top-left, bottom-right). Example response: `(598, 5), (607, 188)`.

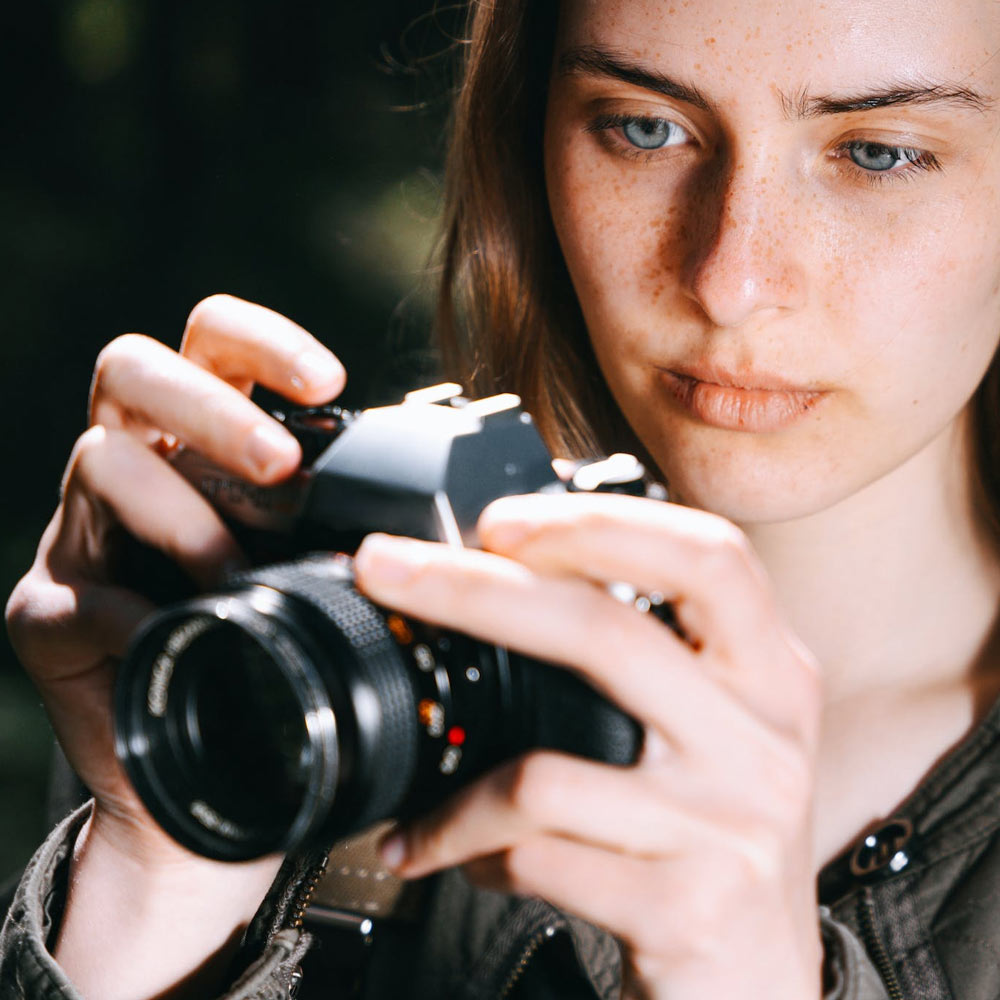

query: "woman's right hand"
(7, 295), (346, 859)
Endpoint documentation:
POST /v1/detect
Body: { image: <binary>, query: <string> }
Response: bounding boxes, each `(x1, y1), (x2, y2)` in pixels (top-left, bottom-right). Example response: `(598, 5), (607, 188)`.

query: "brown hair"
(436, 0), (1000, 528)
(436, 0), (647, 465)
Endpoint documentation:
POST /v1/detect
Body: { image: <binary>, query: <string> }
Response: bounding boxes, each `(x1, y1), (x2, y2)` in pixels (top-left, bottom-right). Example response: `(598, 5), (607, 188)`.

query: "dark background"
(0, 0), (456, 879)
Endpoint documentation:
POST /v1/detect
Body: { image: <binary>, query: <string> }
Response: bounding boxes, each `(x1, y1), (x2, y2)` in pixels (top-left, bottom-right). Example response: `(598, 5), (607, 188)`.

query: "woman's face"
(545, 0), (1000, 524)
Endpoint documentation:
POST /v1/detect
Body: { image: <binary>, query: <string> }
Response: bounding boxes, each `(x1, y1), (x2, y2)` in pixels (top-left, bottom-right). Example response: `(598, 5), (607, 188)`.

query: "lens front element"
(116, 588), (340, 861)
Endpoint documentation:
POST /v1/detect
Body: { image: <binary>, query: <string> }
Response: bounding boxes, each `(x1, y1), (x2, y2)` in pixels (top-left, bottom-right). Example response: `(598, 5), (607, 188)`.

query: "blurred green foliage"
(0, 0), (457, 879)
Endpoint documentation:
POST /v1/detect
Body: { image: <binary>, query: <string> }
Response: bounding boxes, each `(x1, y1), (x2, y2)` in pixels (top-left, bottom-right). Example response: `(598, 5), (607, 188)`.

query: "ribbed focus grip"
(230, 555), (419, 832)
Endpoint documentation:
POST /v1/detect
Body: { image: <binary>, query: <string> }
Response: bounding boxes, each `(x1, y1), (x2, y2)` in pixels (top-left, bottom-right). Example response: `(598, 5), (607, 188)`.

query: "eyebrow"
(558, 45), (993, 118)
(558, 46), (713, 112)
(788, 84), (992, 118)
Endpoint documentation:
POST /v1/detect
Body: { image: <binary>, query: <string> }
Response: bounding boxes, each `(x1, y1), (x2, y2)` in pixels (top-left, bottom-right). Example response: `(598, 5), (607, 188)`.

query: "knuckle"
(4, 571), (61, 669)
(500, 840), (547, 887)
(791, 663), (824, 744)
(693, 809), (799, 903)
(5, 577), (33, 648)
(786, 640), (821, 691)
(92, 334), (151, 396)
(767, 640), (824, 746)
(75, 423), (111, 454)
(727, 822), (787, 885)
(184, 294), (238, 344)
(687, 517), (758, 587)
(64, 426), (111, 488)
(95, 332), (153, 372)
(793, 640), (824, 702)
(159, 517), (227, 570)
(763, 750), (815, 832)
(707, 518), (752, 567)
(74, 421), (121, 467)
(775, 741), (814, 801)
(727, 734), (814, 837)
(63, 427), (146, 507)
(502, 756), (561, 820)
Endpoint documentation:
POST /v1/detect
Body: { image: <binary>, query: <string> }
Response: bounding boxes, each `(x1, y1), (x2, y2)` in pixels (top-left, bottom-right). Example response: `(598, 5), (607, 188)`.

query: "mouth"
(660, 366), (826, 432)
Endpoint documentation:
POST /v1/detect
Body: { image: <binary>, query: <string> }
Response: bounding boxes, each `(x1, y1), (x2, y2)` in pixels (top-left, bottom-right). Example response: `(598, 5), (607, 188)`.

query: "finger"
(354, 533), (744, 743)
(478, 492), (784, 659)
(481, 495), (822, 743)
(479, 494), (822, 742)
(462, 835), (815, 988)
(459, 838), (650, 932)
(458, 836), (697, 964)
(180, 294), (346, 404)
(53, 425), (245, 591)
(7, 550), (154, 676)
(551, 458), (577, 482)
(89, 334), (301, 483)
(383, 753), (753, 880)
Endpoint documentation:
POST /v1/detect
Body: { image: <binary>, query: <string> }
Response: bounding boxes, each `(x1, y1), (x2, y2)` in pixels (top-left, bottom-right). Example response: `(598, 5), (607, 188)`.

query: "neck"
(742, 416), (1000, 705)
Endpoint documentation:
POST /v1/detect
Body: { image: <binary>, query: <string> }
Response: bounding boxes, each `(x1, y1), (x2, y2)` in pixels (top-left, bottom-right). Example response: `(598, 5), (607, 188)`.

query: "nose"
(682, 152), (808, 328)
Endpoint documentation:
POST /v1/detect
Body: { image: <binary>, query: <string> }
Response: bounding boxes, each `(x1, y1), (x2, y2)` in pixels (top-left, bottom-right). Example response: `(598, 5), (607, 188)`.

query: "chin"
(646, 435), (860, 528)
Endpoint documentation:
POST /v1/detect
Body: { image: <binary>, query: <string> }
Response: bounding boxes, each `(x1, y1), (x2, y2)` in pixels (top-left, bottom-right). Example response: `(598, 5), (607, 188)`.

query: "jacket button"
(849, 817), (914, 878)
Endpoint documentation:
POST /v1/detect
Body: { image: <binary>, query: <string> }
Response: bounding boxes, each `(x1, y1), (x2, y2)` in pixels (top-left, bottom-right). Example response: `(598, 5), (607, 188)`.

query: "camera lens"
(116, 556), (422, 860)
(115, 555), (642, 861)
(170, 622), (311, 832)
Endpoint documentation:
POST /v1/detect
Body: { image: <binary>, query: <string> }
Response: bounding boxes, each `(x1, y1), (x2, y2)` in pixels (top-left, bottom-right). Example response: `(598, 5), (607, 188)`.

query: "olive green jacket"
(6, 696), (1000, 998)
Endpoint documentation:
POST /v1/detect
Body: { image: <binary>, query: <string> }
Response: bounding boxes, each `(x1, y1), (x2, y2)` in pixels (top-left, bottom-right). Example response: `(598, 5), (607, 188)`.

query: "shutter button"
(289, 966), (303, 999)
(849, 817), (914, 879)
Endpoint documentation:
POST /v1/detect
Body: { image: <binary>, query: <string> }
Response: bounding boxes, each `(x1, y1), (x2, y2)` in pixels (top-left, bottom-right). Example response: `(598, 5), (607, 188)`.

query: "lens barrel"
(116, 556), (418, 860)
(115, 555), (642, 861)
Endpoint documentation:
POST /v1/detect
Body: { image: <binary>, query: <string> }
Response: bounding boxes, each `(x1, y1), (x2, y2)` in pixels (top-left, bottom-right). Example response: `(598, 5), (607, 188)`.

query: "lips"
(661, 365), (826, 432)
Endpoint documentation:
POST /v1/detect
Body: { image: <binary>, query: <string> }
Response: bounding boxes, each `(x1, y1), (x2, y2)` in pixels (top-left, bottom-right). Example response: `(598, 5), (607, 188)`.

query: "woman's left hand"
(353, 491), (823, 1000)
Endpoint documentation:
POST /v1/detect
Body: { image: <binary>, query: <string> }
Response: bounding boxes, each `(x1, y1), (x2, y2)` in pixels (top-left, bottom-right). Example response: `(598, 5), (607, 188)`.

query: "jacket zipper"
(499, 923), (558, 998)
(287, 853), (330, 929)
(856, 888), (905, 1000)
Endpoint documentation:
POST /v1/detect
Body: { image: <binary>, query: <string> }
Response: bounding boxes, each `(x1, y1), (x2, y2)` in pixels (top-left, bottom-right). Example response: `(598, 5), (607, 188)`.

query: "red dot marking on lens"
(447, 726), (466, 746)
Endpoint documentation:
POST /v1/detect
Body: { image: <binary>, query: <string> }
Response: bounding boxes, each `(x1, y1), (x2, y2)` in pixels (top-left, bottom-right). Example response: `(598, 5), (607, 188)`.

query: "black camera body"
(115, 385), (646, 861)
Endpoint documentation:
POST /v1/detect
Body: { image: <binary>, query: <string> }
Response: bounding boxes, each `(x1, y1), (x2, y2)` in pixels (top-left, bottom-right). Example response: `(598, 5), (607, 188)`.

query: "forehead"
(557, 0), (1000, 99)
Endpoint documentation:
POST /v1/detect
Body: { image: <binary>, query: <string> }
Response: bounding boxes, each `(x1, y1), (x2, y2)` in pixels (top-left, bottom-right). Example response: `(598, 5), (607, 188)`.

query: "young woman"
(5, 0), (1000, 997)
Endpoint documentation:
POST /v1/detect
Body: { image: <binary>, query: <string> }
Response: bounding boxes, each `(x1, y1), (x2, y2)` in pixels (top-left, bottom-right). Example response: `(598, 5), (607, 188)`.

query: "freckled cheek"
(814, 213), (953, 339)
(820, 211), (1000, 401)
(548, 155), (688, 318)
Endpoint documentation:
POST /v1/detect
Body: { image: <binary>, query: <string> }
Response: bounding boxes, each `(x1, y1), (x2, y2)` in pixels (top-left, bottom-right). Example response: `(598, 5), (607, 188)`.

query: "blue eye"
(622, 117), (686, 150)
(846, 140), (916, 172)
(585, 113), (693, 156)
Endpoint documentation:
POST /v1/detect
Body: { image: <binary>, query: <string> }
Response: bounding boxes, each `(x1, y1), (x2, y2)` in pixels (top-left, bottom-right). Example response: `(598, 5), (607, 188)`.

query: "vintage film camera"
(115, 384), (651, 861)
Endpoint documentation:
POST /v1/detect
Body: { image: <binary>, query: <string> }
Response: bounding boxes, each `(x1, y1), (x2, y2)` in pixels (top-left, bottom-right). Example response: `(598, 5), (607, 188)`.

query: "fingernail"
(379, 832), (407, 871)
(246, 422), (298, 477)
(355, 533), (430, 588)
(291, 351), (345, 392)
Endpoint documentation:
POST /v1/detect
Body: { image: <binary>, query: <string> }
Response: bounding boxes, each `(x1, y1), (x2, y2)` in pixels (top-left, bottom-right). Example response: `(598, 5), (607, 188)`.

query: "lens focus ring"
(229, 555), (419, 833)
